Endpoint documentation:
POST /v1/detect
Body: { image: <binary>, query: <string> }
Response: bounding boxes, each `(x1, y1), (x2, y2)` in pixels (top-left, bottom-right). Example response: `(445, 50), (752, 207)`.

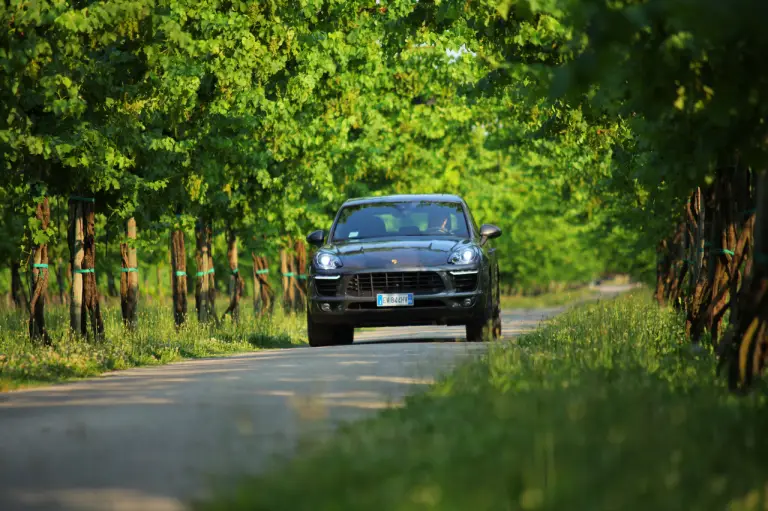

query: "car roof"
(341, 194), (465, 206)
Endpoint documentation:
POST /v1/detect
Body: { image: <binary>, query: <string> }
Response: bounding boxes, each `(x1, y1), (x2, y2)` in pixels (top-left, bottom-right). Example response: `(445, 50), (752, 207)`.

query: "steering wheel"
(424, 226), (451, 235)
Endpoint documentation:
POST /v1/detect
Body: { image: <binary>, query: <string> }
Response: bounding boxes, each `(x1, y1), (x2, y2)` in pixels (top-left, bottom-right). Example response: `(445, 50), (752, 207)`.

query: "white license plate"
(376, 293), (414, 307)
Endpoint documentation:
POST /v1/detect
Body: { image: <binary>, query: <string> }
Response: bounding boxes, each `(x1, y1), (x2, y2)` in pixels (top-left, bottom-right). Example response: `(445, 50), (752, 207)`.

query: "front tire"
(465, 294), (501, 342)
(307, 313), (354, 347)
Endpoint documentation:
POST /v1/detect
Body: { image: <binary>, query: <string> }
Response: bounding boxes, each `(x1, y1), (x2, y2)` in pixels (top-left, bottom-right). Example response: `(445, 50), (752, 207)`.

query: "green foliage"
(0, 0), (655, 299)
(196, 291), (768, 511)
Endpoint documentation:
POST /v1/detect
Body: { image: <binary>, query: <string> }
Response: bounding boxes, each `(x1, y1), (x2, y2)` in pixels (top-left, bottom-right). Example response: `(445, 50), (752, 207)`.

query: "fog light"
(321, 303), (331, 312)
(463, 298), (473, 307)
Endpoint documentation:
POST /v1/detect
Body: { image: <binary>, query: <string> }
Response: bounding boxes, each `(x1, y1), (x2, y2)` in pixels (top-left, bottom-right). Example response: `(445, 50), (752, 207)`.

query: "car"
(304, 194), (502, 347)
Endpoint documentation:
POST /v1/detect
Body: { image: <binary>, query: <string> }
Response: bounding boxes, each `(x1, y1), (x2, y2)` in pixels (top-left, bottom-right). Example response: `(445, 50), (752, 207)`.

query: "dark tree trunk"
(28, 197), (51, 344)
(10, 260), (25, 309)
(252, 254), (274, 317)
(655, 240), (669, 306)
(195, 218), (215, 323)
(280, 249), (292, 312)
(68, 197), (104, 339)
(68, 200), (84, 335)
(120, 217), (139, 328)
(222, 229), (243, 322)
(171, 229), (188, 327)
(106, 269), (119, 297)
(720, 169), (768, 391)
(294, 240), (307, 312)
(667, 222), (688, 308)
(56, 258), (67, 305)
(687, 184), (714, 343)
(81, 200), (105, 339)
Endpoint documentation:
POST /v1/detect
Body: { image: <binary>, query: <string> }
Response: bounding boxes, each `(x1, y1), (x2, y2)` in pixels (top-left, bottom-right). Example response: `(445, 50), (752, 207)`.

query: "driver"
(427, 208), (451, 233)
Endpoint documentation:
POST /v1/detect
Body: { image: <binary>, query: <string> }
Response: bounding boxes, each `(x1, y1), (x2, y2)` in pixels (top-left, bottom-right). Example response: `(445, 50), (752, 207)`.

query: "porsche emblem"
(391, 259), (398, 265)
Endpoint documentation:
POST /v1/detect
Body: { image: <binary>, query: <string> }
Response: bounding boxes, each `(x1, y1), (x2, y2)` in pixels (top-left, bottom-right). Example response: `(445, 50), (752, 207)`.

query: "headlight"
(448, 247), (479, 265)
(315, 251), (343, 270)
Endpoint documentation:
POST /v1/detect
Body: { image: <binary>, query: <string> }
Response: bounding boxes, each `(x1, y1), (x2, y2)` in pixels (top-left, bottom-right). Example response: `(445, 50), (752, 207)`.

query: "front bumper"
(308, 269), (487, 328)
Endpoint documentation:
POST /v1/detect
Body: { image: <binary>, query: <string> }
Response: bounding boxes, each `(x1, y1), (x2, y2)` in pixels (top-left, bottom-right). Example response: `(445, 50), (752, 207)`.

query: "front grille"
(452, 272), (478, 292)
(346, 272), (445, 297)
(315, 279), (340, 296)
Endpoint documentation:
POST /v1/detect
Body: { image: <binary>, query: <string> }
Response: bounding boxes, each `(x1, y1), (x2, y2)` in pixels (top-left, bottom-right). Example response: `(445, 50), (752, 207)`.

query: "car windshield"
(331, 201), (470, 241)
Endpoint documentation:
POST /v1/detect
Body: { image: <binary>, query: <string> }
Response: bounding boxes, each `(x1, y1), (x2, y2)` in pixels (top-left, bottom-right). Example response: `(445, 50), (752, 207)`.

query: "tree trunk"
(687, 184), (713, 342)
(106, 269), (119, 297)
(662, 222), (688, 308)
(223, 229), (242, 322)
(252, 254), (274, 317)
(721, 169), (768, 391)
(120, 217), (139, 328)
(81, 200), (105, 339)
(68, 200), (84, 335)
(252, 254), (261, 313)
(280, 249), (292, 312)
(10, 260), (25, 309)
(208, 241), (217, 320)
(56, 258), (67, 305)
(171, 229), (188, 327)
(28, 197), (51, 344)
(195, 218), (214, 323)
(294, 240), (307, 311)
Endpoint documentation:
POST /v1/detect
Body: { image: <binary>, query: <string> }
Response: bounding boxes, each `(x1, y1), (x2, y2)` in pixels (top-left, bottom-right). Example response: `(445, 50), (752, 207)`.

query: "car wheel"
(307, 313), (354, 347)
(465, 319), (486, 342)
(491, 305), (502, 339)
(466, 294), (494, 342)
(336, 326), (355, 345)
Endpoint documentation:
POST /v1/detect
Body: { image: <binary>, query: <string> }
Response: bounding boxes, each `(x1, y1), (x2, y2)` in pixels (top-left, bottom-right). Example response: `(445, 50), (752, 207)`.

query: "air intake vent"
(452, 272), (478, 292)
(315, 279), (339, 296)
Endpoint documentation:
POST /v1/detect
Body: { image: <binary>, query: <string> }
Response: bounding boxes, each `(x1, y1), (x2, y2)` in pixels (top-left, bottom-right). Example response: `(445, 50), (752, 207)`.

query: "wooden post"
(120, 217), (139, 328)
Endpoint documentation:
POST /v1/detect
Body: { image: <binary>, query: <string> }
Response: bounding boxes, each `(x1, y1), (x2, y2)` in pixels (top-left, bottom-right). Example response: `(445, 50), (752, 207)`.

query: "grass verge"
(500, 286), (598, 309)
(196, 290), (768, 511)
(0, 304), (306, 391)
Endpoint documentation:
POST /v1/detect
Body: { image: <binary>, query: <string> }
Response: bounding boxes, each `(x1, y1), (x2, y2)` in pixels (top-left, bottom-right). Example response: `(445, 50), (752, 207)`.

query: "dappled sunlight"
(0, 396), (174, 408)
(10, 487), (186, 511)
(357, 375), (434, 385)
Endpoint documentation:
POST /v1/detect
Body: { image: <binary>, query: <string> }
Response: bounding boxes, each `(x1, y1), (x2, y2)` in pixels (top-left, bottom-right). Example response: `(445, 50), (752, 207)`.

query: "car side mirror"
(306, 229), (325, 247)
(479, 224), (501, 245)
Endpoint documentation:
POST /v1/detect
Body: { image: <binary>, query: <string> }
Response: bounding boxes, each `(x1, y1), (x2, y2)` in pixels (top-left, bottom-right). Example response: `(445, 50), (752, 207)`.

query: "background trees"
(2, 0), (766, 387)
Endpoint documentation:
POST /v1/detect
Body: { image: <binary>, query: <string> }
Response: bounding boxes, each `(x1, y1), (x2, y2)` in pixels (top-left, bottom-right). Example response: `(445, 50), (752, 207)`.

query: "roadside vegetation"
(500, 286), (598, 310)
(196, 290), (768, 511)
(0, 303), (305, 391)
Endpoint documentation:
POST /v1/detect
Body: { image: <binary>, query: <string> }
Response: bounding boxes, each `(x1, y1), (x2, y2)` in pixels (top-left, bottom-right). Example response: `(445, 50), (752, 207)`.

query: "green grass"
(196, 290), (768, 511)
(0, 302), (307, 391)
(500, 286), (599, 309)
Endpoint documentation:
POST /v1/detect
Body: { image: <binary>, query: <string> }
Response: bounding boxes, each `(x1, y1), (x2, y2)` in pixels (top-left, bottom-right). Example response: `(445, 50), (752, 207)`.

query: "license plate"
(376, 293), (414, 307)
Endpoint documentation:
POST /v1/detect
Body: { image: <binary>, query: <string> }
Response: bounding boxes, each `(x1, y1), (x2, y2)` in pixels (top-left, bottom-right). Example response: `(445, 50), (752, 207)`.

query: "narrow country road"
(0, 285), (632, 511)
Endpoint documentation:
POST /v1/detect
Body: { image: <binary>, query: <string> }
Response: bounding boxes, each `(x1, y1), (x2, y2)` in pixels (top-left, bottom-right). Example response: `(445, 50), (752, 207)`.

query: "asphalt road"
(0, 285), (632, 511)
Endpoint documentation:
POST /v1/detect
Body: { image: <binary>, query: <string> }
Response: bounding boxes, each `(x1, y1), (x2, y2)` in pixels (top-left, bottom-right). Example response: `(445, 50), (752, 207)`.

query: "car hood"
(322, 238), (473, 270)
